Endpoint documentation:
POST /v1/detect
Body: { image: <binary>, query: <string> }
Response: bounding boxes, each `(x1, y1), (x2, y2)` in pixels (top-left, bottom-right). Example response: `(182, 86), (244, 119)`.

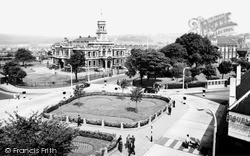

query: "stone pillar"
(236, 65), (241, 86)
(83, 118), (86, 124)
(138, 121), (140, 129)
(105, 59), (107, 70)
(66, 116), (70, 123)
(102, 120), (104, 128)
(121, 122), (123, 130)
(229, 77), (236, 107)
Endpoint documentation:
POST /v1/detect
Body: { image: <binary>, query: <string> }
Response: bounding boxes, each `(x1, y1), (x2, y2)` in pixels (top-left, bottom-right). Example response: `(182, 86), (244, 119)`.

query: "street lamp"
(182, 67), (191, 94)
(87, 61), (90, 82)
(68, 64), (73, 95)
(197, 108), (217, 156)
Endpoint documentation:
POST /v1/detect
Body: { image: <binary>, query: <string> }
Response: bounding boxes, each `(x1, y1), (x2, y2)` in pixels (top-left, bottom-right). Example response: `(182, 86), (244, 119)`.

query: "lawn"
(52, 95), (167, 122)
(70, 136), (110, 156)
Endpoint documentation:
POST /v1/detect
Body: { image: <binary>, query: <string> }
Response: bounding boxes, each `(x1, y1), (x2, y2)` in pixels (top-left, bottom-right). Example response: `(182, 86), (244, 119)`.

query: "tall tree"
(66, 51), (85, 82)
(14, 48), (35, 67)
(74, 84), (84, 107)
(3, 61), (27, 85)
(217, 61), (232, 79)
(146, 49), (170, 79)
(190, 67), (202, 81)
(0, 112), (78, 156)
(175, 33), (221, 67)
(202, 64), (216, 79)
(159, 43), (187, 65)
(120, 79), (130, 100)
(130, 87), (143, 113)
(170, 62), (187, 81)
(125, 49), (148, 85)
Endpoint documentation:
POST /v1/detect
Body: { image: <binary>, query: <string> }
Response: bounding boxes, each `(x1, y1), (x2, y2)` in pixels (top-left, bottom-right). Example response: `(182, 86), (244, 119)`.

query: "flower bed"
(104, 121), (121, 128)
(123, 122), (138, 129)
(86, 119), (102, 126)
(140, 118), (149, 127)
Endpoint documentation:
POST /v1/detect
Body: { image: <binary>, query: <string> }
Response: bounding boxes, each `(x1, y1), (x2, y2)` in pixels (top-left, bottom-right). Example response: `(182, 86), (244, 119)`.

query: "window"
(116, 51), (119, 56)
(88, 52), (91, 57)
(120, 51), (122, 56)
(89, 61), (91, 66)
(93, 61), (95, 66)
(93, 52), (95, 57)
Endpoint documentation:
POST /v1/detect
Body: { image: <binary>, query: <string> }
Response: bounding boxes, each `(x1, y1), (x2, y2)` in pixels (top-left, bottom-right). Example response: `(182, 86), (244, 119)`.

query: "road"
(91, 74), (139, 84)
(0, 92), (13, 100)
(189, 90), (229, 104)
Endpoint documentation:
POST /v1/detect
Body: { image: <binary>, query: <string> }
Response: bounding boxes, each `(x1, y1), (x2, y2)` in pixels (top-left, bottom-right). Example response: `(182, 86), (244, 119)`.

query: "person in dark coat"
(131, 135), (135, 155)
(118, 139), (123, 153)
(168, 102), (172, 115)
(77, 115), (82, 127)
(125, 134), (130, 148)
(117, 135), (122, 146)
(127, 139), (132, 156)
(173, 100), (175, 108)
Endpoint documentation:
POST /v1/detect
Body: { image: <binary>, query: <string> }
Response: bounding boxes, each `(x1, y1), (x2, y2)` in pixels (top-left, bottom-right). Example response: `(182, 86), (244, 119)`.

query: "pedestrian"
(125, 134), (130, 148)
(131, 135), (135, 155)
(77, 115), (82, 127)
(117, 135), (122, 146)
(118, 139), (123, 153)
(173, 100), (175, 108)
(17, 93), (20, 100)
(127, 139), (132, 156)
(168, 102), (172, 115)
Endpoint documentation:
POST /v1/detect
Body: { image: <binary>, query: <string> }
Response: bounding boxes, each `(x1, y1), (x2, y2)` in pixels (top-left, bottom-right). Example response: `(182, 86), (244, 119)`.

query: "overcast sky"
(0, 0), (249, 37)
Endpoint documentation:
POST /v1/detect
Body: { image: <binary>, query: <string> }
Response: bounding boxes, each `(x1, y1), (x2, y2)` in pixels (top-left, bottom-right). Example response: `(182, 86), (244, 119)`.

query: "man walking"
(77, 115), (82, 127)
(168, 101), (172, 115)
(131, 135), (135, 155)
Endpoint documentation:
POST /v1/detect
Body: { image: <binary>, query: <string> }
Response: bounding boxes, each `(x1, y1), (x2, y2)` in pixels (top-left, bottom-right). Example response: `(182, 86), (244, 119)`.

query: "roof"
(73, 36), (96, 42)
(231, 70), (250, 115)
(216, 36), (238, 46)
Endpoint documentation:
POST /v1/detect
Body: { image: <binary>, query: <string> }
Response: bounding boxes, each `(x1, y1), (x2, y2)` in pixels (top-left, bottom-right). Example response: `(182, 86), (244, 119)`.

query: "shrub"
(157, 110), (162, 116)
(104, 121), (121, 128)
(151, 114), (156, 122)
(86, 119), (102, 126)
(123, 122), (138, 129)
(42, 113), (50, 119)
(69, 116), (77, 123)
(78, 130), (115, 142)
(167, 83), (183, 89)
(187, 82), (206, 88)
(140, 118), (149, 127)
(163, 106), (167, 112)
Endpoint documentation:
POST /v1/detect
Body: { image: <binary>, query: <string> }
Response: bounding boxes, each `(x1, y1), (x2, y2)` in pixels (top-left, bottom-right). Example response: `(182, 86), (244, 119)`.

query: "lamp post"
(197, 108), (217, 156)
(182, 67), (191, 94)
(68, 64), (73, 95)
(87, 61), (90, 82)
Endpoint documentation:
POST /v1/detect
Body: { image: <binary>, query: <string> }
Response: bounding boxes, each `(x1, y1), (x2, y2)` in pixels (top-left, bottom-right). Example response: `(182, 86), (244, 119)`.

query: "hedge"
(78, 130), (115, 142)
(123, 122), (138, 129)
(163, 106), (167, 112)
(151, 114), (156, 122)
(140, 118), (149, 127)
(104, 121), (121, 128)
(157, 110), (162, 116)
(86, 119), (102, 126)
(166, 82), (206, 89)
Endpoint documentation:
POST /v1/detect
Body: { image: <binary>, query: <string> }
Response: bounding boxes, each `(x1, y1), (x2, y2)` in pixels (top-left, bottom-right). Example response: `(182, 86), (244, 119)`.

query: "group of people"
(116, 134), (136, 156)
(183, 134), (200, 149)
(13, 93), (21, 100)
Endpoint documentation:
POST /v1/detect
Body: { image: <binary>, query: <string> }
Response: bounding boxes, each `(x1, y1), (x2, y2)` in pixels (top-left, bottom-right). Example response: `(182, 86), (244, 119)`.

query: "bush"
(42, 113), (50, 119)
(140, 118), (149, 127)
(151, 114), (156, 122)
(86, 119), (102, 126)
(68, 116), (77, 123)
(163, 106), (167, 112)
(167, 83), (183, 89)
(104, 121), (121, 128)
(123, 122), (138, 129)
(187, 82), (206, 88)
(157, 110), (162, 116)
(78, 130), (115, 142)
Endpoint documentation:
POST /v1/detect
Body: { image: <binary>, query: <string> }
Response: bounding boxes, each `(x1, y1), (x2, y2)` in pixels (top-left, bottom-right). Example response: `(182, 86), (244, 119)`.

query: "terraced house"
(51, 16), (128, 70)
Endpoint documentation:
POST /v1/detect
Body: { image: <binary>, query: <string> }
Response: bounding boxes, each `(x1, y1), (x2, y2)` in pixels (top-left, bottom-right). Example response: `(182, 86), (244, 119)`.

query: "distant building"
(51, 16), (128, 70)
(212, 36), (238, 63)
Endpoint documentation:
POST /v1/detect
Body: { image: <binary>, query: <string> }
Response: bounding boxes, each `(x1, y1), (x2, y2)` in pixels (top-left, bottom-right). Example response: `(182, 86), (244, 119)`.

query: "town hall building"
(51, 16), (128, 71)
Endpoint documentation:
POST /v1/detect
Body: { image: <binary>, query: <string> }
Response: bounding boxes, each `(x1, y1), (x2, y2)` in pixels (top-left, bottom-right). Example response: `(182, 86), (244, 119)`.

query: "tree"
(120, 79), (129, 100)
(74, 85), (84, 107)
(170, 62), (186, 80)
(14, 48), (35, 67)
(190, 67), (202, 81)
(202, 64), (216, 79)
(125, 49), (148, 85)
(3, 61), (27, 85)
(130, 87), (143, 113)
(236, 58), (250, 71)
(0, 112), (78, 156)
(66, 51), (85, 82)
(145, 49), (170, 79)
(175, 33), (221, 67)
(217, 61), (232, 79)
(159, 43), (187, 65)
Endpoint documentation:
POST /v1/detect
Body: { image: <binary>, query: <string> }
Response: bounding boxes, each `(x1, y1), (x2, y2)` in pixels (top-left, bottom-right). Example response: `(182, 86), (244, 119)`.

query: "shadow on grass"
(125, 107), (138, 113)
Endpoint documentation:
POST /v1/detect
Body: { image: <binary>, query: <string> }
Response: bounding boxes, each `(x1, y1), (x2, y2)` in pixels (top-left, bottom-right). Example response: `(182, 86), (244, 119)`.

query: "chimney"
(229, 77), (236, 106)
(236, 65), (241, 86)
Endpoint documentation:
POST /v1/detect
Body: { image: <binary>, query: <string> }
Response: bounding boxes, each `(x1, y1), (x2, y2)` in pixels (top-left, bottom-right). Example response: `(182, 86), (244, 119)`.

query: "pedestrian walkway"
(156, 137), (200, 155)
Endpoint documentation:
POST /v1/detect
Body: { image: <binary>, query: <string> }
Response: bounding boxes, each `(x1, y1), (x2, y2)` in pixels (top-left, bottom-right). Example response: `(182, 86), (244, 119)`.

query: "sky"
(0, 0), (249, 37)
